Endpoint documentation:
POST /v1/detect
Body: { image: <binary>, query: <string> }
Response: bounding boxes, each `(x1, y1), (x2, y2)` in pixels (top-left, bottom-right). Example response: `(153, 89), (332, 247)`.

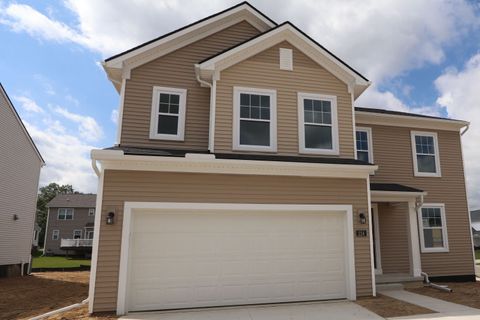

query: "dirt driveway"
(0, 272), (89, 320)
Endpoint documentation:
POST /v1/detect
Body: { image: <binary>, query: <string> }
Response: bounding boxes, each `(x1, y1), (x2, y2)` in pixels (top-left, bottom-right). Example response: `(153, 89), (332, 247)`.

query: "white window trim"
(149, 86), (187, 141)
(52, 230), (60, 240)
(417, 203), (449, 253)
(356, 127), (373, 163)
(233, 87), (277, 152)
(297, 92), (339, 155)
(57, 208), (74, 220)
(88, 208), (95, 216)
(411, 131), (441, 177)
(73, 229), (82, 239)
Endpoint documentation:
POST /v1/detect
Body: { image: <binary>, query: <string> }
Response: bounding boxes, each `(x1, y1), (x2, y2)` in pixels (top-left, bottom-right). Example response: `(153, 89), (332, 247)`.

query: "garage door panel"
(127, 210), (348, 311)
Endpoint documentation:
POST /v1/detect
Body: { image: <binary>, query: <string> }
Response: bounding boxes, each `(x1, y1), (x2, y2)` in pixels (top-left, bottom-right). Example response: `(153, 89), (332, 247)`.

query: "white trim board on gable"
(197, 23), (370, 99)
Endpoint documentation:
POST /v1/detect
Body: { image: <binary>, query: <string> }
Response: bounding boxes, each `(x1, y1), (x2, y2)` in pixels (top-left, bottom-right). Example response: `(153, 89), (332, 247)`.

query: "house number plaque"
(356, 229), (368, 237)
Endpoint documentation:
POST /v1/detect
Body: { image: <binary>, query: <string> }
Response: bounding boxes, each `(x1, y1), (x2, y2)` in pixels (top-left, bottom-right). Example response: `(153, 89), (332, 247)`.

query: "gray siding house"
(0, 83), (44, 277)
(471, 210), (480, 248)
(44, 194), (96, 255)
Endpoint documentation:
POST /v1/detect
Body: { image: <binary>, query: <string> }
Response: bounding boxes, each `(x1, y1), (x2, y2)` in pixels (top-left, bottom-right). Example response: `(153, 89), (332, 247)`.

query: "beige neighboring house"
(44, 194), (96, 256)
(88, 3), (475, 315)
(0, 83), (44, 277)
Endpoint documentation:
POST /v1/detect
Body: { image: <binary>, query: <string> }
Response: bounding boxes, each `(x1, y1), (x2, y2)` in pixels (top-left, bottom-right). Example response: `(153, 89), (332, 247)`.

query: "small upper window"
(73, 230), (82, 239)
(298, 93), (338, 154)
(356, 127), (373, 163)
(149, 86), (187, 141)
(58, 208), (74, 220)
(88, 208), (95, 216)
(52, 230), (60, 240)
(418, 204), (449, 252)
(233, 87), (277, 152)
(411, 131), (441, 177)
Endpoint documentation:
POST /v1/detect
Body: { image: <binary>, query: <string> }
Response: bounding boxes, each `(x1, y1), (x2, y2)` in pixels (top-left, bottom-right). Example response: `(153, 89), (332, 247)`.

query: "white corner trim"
(367, 176), (376, 296)
(410, 131), (441, 177)
(208, 79), (217, 152)
(88, 170), (105, 314)
(371, 203), (382, 275)
(115, 78), (127, 145)
(356, 126), (373, 163)
(116, 202), (356, 315)
(43, 208), (51, 254)
(408, 201), (422, 277)
(297, 92), (339, 155)
(232, 86), (277, 152)
(417, 203), (449, 253)
(91, 149), (378, 179)
(149, 86), (187, 141)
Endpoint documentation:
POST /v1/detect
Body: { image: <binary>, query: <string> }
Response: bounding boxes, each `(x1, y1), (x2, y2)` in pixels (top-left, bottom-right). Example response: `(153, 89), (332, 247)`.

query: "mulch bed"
(405, 281), (480, 309)
(356, 293), (435, 318)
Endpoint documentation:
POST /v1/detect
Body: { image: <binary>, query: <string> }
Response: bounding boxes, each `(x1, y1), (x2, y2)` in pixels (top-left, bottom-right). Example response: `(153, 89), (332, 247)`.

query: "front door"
(372, 204), (382, 274)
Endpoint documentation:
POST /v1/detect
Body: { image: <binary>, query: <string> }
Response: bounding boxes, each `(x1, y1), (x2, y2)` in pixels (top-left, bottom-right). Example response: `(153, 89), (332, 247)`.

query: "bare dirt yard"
(0, 271), (92, 320)
(356, 293), (435, 318)
(405, 281), (480, 309)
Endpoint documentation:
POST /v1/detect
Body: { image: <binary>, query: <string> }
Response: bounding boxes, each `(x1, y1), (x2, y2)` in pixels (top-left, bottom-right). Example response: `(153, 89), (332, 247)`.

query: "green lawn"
(32, 256), (91, 269)
(476, 249), (480, 260)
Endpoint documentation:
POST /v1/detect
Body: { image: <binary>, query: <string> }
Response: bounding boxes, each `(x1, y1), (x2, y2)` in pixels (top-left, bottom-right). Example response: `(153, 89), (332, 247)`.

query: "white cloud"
(14, 95), (44, 113)
(111, 109), (118, 124)
(435, 54), (480, 209)
(55, 106), (103, 142)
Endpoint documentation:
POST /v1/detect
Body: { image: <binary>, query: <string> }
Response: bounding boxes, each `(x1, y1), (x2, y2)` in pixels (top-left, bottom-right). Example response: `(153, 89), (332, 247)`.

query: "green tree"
(36, 183), (79, 247)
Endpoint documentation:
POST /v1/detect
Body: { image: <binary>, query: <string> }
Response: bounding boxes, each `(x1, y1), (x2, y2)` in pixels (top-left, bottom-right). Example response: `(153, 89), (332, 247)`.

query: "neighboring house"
(0, 83), (44, 277)
(44, 194), (96, 256)
(88, 3), (475, 315)
(32, 223), (41, 249)
(470, 210), (480, 248)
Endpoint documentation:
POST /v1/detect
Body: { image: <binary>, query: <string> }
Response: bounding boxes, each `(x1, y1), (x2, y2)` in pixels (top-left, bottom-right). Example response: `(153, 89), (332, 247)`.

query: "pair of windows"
(233, 88), (339, 154)
(58, 208), (74, 220)
(419, 204), (448, 252)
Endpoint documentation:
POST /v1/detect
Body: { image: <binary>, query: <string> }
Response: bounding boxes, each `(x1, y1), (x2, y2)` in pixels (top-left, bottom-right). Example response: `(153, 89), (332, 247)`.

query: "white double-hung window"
(411, 131), (441, 177)
(418, 204), (449, 252)
(233, 87), (277, 151)
(356, 127), (373, 163)
(298, 93), (338, 154)
(149, 86), (187, 141)
(58, 208), (74, 220)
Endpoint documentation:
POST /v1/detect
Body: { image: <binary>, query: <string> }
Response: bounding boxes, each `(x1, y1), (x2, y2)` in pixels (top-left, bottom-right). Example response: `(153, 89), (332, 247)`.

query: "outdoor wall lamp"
(359, 212), (367, 224)
(106, 212), (115, 225)
(13, 214), (19, 221)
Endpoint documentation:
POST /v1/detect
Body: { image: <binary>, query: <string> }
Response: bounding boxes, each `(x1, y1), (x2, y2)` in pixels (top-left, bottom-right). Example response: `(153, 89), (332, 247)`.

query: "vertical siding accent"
(93, 171), (372, 312)
(120, 21), (261, 149)
(360, 123), (474, 276)
(215, 41), (355, 158)
(378, 203), (410, 273)
(0, 90), (42, 267)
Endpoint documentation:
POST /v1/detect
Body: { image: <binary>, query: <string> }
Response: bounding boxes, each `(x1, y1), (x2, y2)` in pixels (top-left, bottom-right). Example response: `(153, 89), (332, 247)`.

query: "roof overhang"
(356, 109), (469, 131)
(196, 22), (371, 99)
(103, 3), (276, 92)
(91, 149), (377, 179)
(371, 190), (427, 203)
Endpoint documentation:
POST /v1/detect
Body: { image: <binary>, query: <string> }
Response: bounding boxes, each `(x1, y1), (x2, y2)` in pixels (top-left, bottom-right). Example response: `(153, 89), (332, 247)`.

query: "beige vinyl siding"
(120, 21), (261, 149)
(214, 41), (355, 158)
(93, 171), (372, 312)
(0, 90), (42, 267)
(360, 123), (474, 276)
(377, 203), (410, 273)
(44, 207), (96, 255)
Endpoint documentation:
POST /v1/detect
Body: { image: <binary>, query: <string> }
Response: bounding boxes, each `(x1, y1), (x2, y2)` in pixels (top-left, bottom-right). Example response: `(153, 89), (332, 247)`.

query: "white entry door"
(125, 207), (350, 312)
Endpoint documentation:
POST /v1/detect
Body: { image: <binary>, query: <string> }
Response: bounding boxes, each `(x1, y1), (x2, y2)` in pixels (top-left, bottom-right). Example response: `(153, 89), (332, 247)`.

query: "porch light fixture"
(13, 214), (19, 221)
(106, 212), (115, 225)
(359, 212), (367, 224)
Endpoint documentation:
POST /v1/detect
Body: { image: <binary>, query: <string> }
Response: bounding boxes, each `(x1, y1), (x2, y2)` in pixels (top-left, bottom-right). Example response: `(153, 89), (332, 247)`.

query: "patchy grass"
(0, 272), (89, 320)
(32, 256), (91, 268)
(475, 249), (480, 260)
(356, 294), (435, 318)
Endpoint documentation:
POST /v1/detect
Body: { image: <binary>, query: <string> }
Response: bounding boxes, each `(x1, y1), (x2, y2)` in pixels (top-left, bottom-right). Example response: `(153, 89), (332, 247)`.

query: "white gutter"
(194, 65), (215, 152)
(461, 123), (470, 136)
(91, 158), (100, 177)
(29, 299), (88, 320)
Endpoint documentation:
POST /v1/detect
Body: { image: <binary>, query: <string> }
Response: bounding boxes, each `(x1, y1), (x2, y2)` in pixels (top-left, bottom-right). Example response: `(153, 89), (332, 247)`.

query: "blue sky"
(1, 0), (480, 207)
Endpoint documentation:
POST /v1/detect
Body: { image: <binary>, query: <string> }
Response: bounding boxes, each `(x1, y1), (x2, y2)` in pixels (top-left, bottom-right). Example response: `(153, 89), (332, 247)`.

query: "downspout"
(461, 123), (470, 136)
(91, 158), (100, 177)
(194, 65), (215, 153)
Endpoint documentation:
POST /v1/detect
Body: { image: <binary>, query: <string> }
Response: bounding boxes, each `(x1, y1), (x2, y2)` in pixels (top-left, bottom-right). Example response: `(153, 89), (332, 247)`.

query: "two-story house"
(44, 194), (96, 256)
(88, 3), (475, 315)
(0, 83), (44, 277)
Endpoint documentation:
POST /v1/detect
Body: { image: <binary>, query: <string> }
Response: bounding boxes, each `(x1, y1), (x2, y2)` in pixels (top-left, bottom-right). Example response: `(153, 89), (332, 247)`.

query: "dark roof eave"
(355, 107), (467, 124)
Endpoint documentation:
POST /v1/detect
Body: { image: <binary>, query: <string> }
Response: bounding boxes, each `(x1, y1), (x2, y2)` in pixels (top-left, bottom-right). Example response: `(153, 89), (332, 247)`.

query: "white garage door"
(126, 209), (348, 312)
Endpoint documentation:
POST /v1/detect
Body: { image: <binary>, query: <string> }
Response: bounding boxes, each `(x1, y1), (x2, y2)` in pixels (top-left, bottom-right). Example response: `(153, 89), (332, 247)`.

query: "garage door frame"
(116, 202), (356, 315)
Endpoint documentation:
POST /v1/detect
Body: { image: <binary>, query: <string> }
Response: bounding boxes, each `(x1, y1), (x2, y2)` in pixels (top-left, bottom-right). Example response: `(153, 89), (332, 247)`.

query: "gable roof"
(103, 2), (276, 91)
(47, 194), (97, 208)
(196, 22), (370, 99)
(0, 83), (44, 164)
